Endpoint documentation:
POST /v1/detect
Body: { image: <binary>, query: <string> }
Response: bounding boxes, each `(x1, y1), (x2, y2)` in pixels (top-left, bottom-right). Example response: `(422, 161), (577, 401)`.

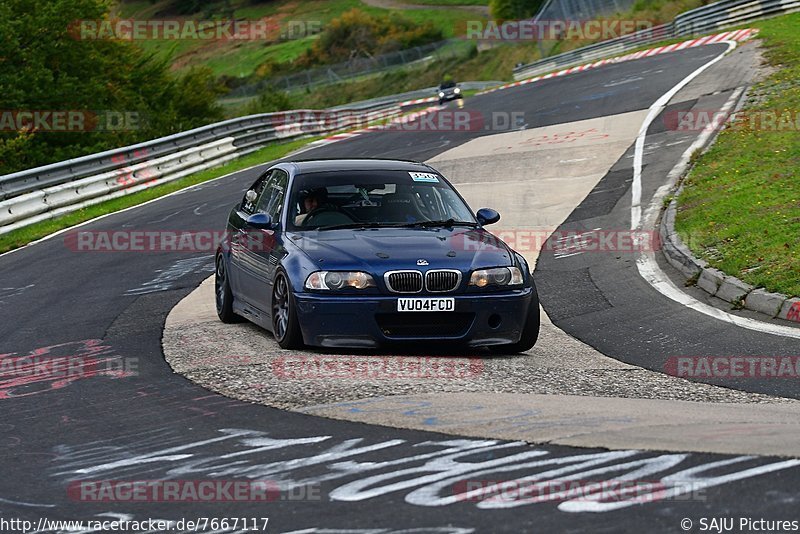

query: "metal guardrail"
(0, 102), (402, 234)
(513, 0), (800, 80)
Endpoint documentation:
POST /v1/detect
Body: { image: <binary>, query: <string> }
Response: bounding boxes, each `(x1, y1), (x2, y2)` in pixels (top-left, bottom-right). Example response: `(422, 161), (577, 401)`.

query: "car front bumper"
(293, 288), (534, 348)
(439, 92), (462, 102)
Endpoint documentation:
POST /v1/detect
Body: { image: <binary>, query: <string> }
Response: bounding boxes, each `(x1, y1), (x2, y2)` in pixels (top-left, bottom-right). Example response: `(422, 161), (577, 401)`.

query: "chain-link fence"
(226, 39), (472, 99)
(531, 0), (640, 55)
(535, 0), (639, 21)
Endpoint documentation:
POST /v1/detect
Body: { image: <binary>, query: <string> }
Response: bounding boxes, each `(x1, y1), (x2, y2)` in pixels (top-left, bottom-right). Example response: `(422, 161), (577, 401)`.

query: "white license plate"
(397, 298), (455, 312)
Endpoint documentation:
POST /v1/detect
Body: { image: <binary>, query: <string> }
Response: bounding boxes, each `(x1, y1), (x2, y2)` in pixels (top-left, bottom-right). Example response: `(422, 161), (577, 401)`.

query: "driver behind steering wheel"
(294, 187), (329, 225)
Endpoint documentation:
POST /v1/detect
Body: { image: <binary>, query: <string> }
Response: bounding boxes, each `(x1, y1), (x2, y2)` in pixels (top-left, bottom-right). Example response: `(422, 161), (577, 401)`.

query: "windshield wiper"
(315, 220), (478, 231)
(399, 219), (478, 228)
(315, 222), (404, 231)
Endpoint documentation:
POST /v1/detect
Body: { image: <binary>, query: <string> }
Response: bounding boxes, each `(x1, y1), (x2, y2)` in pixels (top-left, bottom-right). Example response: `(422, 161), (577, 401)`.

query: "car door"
(237, 168), (289, 315)
(228, 171), (271, 296)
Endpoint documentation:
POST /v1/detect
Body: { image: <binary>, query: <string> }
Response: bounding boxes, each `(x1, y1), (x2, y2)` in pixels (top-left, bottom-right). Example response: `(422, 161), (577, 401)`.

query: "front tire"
(272, 271), (303, 349)
(215, 252), (242, 323)
(489, 286), (540, 354)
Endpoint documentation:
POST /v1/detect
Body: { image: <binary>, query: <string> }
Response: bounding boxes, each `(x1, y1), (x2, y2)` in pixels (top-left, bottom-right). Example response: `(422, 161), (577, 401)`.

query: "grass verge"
(119, 0), (485, 79)
(674, 12), (800, 297)
(0, 136), (321, 255)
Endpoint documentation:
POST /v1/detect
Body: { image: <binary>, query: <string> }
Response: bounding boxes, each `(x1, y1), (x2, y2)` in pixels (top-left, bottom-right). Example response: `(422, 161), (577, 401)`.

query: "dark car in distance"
(215, 159), (539, 352)
(438, 80), (463, 105)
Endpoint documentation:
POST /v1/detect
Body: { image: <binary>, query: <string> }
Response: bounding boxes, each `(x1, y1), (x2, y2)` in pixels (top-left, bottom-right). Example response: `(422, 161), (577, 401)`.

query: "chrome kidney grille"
(425, 269), (461, 292)
(384, 270), (461, 293)
(385, 271), (424, 293)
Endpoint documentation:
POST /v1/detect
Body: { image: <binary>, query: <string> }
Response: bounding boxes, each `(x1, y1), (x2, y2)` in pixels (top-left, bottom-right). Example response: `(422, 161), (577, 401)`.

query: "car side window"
(241, 171), (272, 215)
(255, 169), (289, 221)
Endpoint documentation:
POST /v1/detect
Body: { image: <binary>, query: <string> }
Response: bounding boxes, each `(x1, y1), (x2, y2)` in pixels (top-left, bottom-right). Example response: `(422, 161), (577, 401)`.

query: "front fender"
(279, 247), (318, 293)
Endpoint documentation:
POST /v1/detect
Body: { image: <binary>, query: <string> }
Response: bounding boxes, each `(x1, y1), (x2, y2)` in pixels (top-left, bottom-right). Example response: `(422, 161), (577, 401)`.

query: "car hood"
(288, 227), (513, 273)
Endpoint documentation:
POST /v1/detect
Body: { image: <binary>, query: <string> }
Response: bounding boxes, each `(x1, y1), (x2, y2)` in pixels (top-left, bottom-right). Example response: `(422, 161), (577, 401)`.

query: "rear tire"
(215, 252), (242, 323)
(272, 271), (303, 349)
(489, 286), (540, 354)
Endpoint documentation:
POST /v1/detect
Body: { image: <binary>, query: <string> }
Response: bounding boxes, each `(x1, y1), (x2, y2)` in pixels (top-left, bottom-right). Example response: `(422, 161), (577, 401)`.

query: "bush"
(296, 8), (444, 68)
(244, 88), (295, 115)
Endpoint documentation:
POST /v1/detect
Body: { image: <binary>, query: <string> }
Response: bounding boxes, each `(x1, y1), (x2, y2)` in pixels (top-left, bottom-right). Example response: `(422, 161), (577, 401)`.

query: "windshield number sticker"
(409, 172), (440, 183)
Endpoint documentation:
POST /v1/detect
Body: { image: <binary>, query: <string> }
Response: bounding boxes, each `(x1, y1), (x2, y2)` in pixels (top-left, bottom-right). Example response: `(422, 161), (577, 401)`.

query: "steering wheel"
(302, 205), (356, 227)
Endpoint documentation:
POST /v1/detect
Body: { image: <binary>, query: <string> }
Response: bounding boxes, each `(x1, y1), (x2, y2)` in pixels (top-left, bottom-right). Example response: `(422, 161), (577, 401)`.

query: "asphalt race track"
(2, 41), (799, 533)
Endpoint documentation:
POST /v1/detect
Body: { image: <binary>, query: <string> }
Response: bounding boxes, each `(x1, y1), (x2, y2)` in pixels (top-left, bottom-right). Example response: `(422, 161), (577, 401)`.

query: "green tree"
(0, 0), (224, 175)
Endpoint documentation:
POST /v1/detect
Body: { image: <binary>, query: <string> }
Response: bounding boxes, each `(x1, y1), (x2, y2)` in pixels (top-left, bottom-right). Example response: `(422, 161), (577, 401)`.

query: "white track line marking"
(632, 43), (800, 339)
(631, 40), (737, 230)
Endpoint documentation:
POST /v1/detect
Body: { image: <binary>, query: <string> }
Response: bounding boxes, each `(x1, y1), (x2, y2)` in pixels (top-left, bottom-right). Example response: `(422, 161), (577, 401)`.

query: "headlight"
(469, 267), (523, 288)
(438, 92), (445, 98)
(454, 87), (461, 94)
(305, 271), (376, 290)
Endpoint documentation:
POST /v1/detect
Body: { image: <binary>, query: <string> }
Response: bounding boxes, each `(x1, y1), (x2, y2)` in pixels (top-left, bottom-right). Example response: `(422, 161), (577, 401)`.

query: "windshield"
(288, 169), (477, 230)
(440, 81), (456, 89)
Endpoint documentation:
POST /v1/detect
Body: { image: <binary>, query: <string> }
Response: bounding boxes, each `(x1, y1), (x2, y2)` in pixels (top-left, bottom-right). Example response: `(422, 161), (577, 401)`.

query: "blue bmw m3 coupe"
(215, 159), (539, 352)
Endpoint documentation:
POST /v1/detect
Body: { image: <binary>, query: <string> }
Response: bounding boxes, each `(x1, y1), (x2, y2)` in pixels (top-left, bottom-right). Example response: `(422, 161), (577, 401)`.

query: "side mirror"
(476, 208), (500, 226)
(246, 213), (275, 230)
(245, 190), (258, 203)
